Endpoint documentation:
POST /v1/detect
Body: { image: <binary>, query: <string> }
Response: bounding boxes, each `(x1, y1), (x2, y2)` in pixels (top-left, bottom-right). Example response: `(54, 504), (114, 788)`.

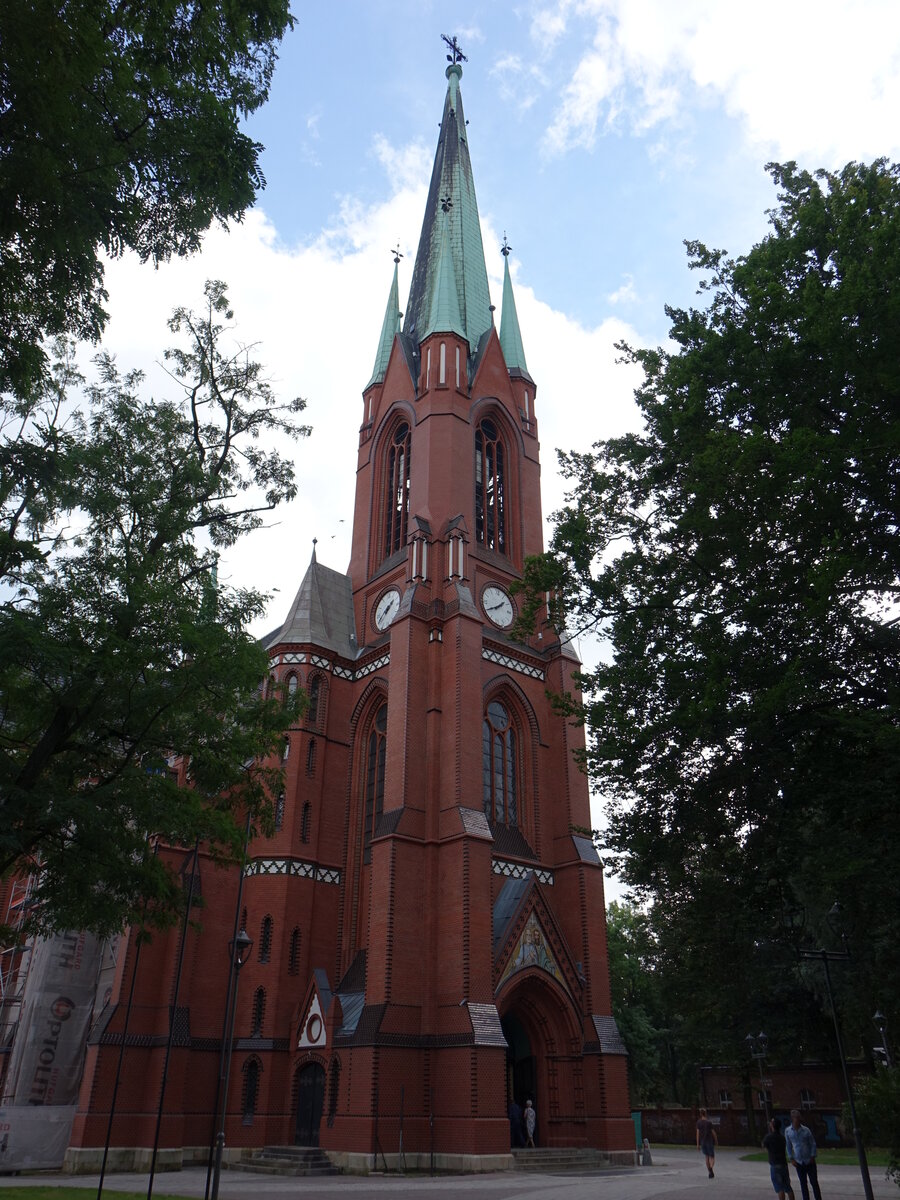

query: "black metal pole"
(800, 948), (874, 1200)
(203, 813), (251, 1200)
(97, 839), (160, 1200)
(96, 929), (144, 1200)
(147, 840), (199, 1200)
(210, 958), (244, 1200)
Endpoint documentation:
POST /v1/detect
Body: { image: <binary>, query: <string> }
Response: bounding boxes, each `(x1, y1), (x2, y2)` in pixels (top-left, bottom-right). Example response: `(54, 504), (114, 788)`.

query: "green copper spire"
(421, 199), (465, 340)
(498, 236), (531, 378)
(366, 250), (402, 390)
(403, 60), (492, 354)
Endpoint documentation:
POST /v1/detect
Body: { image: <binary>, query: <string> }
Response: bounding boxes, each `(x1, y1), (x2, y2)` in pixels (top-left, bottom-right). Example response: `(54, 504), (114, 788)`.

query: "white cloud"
(541, 0), (900, 164)
(607, 274), (637, 305)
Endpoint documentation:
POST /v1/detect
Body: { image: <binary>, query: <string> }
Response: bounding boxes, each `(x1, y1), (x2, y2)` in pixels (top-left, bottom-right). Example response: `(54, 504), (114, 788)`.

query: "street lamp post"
(873, 1010), (892, 1069)
(210, 928), (253, 1200)
(745, 1032), (770, 1127)
(797, 903), (874, 1200)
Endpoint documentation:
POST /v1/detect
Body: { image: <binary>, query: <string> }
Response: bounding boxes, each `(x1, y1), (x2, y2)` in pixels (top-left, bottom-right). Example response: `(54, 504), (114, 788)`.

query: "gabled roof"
(264, 544), (357, 659)
(403, 63), (492, 355)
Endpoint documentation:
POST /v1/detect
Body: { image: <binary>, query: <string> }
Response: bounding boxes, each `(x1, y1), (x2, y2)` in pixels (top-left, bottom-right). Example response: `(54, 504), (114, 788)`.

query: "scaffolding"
(0, 873), (37, 1099)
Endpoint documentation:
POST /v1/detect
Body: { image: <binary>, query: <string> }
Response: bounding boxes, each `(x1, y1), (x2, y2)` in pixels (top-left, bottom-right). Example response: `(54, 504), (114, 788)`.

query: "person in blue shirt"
(785, 1109), (823, 1200)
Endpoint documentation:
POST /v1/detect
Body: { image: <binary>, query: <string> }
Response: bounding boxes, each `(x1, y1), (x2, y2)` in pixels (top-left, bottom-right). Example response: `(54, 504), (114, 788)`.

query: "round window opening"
(307, 1014), (323, 1042)
(486, 700), (509, 731)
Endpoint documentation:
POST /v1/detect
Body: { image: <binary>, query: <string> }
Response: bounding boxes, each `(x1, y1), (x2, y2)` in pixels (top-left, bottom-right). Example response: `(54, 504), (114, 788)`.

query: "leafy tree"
(605, 899), (668, 1104)
(0, 0), (293, 394)
(852, 1068), (900, 1186)
(523, 160), (900, 1053)
(0, 281), (309, 936)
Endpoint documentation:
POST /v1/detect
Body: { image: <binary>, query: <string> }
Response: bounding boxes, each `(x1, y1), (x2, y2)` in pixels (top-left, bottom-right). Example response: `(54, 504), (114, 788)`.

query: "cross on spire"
(391, 244), (403, 264)
(501, 233), (512, 258)
(441, 33), (467, 64)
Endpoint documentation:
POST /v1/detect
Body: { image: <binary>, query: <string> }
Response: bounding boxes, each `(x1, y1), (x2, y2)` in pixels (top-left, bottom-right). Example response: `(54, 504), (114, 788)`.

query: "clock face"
(374, 588), (401, 631)
(483, 584), (514, 629)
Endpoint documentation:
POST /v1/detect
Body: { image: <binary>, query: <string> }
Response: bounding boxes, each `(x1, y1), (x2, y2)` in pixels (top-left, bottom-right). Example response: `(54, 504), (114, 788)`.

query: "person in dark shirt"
(696, 1107), (718, 1178)
(763, 1116), (796, 1200)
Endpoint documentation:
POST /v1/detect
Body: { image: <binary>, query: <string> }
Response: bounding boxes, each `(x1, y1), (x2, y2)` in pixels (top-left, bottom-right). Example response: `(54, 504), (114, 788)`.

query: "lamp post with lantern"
(792, 902), (874, 1200)
(210, 928), (253, 1200)
(745, 1031), (771, 1128)
(873, 1010), (892, 1068)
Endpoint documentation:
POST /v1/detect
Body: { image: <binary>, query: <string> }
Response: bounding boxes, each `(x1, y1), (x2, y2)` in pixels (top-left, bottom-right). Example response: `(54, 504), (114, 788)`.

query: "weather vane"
(441, 34), (467, 64)
(391, 244), (403, 263)
(501, 233), (512, 257)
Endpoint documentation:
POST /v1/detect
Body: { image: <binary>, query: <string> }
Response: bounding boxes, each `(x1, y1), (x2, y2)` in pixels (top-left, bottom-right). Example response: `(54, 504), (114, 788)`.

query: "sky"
(94, 0), (900, 877)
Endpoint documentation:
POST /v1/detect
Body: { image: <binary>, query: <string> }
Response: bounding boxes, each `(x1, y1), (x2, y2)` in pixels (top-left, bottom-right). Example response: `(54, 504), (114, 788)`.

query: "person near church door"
(696, 1108), (718, 1178)
(508, 1099), (524, 1147)
(524, 1099), (536, 1147)
(786, 1109), (823, 1200)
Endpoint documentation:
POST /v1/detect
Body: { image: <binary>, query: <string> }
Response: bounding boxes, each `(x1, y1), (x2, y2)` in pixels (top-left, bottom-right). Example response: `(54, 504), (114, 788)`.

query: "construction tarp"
(0, 931), (102, 1170)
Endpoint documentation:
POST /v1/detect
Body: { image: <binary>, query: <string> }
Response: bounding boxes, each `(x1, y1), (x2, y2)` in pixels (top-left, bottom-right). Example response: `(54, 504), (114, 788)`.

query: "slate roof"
(492, 875), (531, 958)
(498, 248), (532, 381)
(366, 256), (402, 390)
(403, 63), (492, 357)
(264, 546), (357, 659)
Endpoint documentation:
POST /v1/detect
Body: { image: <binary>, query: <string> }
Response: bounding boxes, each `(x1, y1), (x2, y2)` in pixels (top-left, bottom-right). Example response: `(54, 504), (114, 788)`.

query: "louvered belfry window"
(475, 419), (505, 554)
(384, 423), (411, 558)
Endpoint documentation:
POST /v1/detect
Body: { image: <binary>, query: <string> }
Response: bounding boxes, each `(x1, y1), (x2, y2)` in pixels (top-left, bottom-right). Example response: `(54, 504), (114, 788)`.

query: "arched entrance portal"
(501, 1010), (536, 1111)
(498, 971), (584, 1148)
(294, 1062), (325, 1146)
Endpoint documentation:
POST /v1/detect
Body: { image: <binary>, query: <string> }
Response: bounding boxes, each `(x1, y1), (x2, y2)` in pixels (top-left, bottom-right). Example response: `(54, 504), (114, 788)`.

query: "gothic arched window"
(306, 675), (321, 725)
(482, 699), (518, 826)
(363, 702), (387, 862)
(258, 915), (273, 963)
(383, 422), (411, 559)
(274, 791), (285, 832)
(301, 801), (311, 843)
(243, 1058), (261, 1120)
(475, 418), (506, 554)
(251, 987), (266, 1036)
(288, 927), (301, 975)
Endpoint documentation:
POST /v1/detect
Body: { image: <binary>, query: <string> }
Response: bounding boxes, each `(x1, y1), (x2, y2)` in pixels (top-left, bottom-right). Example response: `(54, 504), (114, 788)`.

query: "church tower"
(264, 51), (633, 1167)
(61, 47), (632, 1175)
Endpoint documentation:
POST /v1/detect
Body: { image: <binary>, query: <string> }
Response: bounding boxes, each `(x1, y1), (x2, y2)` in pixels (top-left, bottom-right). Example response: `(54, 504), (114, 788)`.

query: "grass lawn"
(740, 1148), (892, 1167)
(0, 1191), (193, 1200)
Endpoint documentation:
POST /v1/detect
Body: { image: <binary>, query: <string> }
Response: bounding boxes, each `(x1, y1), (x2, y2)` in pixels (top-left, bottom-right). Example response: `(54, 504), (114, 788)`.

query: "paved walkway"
(0, 1147), (893, 1200)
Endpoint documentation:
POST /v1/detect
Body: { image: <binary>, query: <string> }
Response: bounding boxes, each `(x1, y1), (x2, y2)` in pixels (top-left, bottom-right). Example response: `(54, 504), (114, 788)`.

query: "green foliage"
(605, 900), (668, 1104)
(524, 159), (900, 1057)
(0, 0), (293, 393)
(851, 1068), (900, 1186)
(0, 282), (310, 936)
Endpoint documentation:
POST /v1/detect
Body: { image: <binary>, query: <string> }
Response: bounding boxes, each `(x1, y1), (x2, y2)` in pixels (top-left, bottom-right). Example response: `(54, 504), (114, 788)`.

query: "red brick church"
(4, 53), (632, 1173)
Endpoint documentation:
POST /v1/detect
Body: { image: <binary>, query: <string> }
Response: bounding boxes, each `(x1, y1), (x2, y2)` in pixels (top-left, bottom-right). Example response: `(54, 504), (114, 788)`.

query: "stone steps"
(512, 1147), (633, 1172)
(228, 1146), (340, 1177)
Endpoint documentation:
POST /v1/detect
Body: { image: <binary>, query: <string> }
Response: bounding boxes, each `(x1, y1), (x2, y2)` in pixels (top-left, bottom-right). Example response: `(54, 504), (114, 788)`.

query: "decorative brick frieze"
(243, 857), (341, 885)
(492, 859), (553, 885)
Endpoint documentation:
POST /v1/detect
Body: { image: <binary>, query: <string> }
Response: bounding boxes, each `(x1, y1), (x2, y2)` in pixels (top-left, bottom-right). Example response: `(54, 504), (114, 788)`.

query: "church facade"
(60, 57), (632, 1172)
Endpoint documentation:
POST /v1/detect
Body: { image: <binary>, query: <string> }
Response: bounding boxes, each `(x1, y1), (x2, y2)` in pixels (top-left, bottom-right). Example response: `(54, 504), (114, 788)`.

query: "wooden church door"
(295, 1063), (325, 1146)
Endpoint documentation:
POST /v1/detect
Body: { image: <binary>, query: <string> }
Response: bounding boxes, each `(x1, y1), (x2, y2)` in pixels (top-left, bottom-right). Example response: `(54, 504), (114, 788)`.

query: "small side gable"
(493, 874), (584, 1000)
(295, 969), (332, 1051)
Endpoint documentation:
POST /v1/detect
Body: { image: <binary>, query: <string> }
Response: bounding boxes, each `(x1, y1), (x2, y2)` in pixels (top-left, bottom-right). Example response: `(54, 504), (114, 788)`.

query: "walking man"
(696, 1107), (718, 1179)
(785, 1108), (823, 1200)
